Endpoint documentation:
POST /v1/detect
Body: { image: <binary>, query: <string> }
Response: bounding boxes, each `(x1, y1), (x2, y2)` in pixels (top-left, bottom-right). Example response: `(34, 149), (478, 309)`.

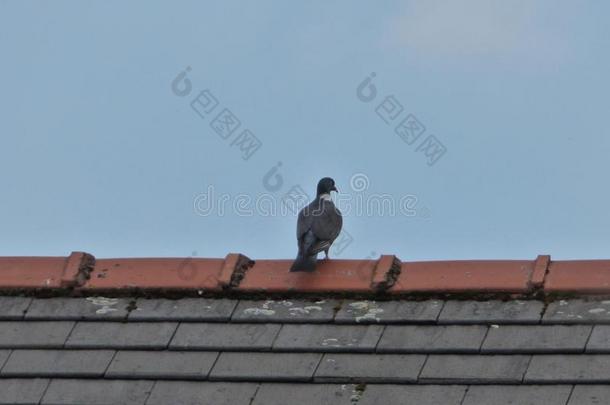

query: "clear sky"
(1, 1), (609, 261)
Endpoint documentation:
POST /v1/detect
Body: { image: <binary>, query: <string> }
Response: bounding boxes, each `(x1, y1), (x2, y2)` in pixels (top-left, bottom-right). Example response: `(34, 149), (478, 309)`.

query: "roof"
(1, 296), (610, 404)
(2, 252), (610, 404)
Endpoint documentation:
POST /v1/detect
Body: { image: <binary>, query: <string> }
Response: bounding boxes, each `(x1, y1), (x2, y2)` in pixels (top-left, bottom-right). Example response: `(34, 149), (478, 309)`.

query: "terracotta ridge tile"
(371, 255), (402, 292)
(61, 252), (96, 288)
(529, 255), (551, 290)
(218, 253), (255, 289)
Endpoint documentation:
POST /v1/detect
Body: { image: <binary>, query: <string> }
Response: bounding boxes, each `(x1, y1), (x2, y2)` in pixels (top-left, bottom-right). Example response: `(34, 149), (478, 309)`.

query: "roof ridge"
(1, 252), (610, 298)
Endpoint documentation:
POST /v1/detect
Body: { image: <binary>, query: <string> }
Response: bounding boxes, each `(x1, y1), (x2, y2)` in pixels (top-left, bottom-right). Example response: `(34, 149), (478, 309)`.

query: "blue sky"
(1, 1), (609, 261)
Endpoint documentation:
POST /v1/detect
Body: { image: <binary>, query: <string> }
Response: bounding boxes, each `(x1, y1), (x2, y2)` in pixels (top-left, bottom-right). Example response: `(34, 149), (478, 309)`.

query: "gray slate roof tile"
(377, 325), (488, 353)
(0, 349), (114, 377)
(25, 297), (130, 321)
(0, 378), (50, 405)
(106, 350), (219, 379)
(357, 385), (467, 405)
(273, 324), (384, 352)
(543, 299), (610, 324)
(147, 381), (258, 405)
(65, 322), (177, 349)
(481, 325), (592, 353)
(439, 300), (543, 324)
(252, 383), (359, 405)
(462, 385), (573, 405)
(0, 321), (74, 349)
(335, 300), (443, 324)
(210, 352), (321, 381)
(170, 323), (281, 351)
(314, 353), (426, 383)
(129, 298), (236, 322)
(585, 325), (610, 353)
(568, 385), (610, 405)
(0, 350), (9, 370)
(232, 299), (337, 323)
(420, 355), (530, 384)
(525, 355), (610, 383)
(41, 379), (154, 405)
(0, 297), (31, 320)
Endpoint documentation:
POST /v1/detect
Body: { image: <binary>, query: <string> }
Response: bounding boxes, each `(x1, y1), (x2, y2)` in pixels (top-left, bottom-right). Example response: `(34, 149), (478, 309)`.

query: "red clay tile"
(530, 255), (550, 289)
(371, 255), (402, 291)
(81, 257), (227, 291)
(218, 253), (254, 288)
(0, 256), (68, 289)
(389, 260), (535, 294)
(545, 260), (610, 293)
(61, 252), (95, 288)
(236, 259), (378, 293)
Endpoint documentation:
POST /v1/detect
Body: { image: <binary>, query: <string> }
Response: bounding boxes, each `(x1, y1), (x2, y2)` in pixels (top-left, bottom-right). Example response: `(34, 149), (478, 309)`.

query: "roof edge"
(1, 252), (610, 297)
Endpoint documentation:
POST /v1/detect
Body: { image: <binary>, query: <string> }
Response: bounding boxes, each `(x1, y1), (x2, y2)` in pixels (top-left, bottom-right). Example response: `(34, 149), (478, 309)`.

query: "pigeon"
(290, 177), (343, 272)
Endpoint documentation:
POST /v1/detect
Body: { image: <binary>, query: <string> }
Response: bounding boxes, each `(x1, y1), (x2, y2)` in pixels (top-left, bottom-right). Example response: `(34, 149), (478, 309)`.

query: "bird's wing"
(298, 229), (317, 256)
(309, 239), (333, 255)
(311, 200), (343, 245)
(296, 203), (315, 241)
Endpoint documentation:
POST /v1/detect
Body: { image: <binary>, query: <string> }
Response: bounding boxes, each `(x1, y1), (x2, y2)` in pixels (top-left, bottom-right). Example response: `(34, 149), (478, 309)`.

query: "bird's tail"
(290, 253), (317, 272)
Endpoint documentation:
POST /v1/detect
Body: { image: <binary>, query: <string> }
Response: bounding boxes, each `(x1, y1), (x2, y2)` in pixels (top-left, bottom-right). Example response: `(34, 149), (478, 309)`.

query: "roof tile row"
(3, 252), (610, 295)
(5, 350), (610, 384)
(5, 296), (610, 324)
(8, 379), (610, 405)
(2, 321), (610, 353)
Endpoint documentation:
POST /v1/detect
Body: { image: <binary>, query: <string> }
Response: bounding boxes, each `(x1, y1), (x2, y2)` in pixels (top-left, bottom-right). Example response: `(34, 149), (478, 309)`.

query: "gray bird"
(290, 177), (343, 272)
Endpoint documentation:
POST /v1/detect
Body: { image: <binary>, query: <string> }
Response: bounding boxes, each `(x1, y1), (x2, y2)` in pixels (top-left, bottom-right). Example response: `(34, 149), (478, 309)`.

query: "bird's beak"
(332, 186), (338, 192)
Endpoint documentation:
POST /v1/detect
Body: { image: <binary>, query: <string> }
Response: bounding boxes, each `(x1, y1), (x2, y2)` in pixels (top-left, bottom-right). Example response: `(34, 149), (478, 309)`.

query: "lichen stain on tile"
(321, 338), (341, 347)
(348, 301), (384, 323)
(288, 306), (323, 316)
(86, 297), (119, 315)
(243, 308), (275, 316)
(349, 301), (373, 310)
(350, 386), (364, 402)
(261, 300), (277, 309)
(588, 308), (606, 314)
(243, 300), (324, 317)
(242, 300), (278, 316)
(245, 300), (288, 315)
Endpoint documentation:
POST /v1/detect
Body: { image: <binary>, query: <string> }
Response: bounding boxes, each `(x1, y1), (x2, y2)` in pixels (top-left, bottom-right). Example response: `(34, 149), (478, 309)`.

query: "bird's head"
(317, 177), (338, 196)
